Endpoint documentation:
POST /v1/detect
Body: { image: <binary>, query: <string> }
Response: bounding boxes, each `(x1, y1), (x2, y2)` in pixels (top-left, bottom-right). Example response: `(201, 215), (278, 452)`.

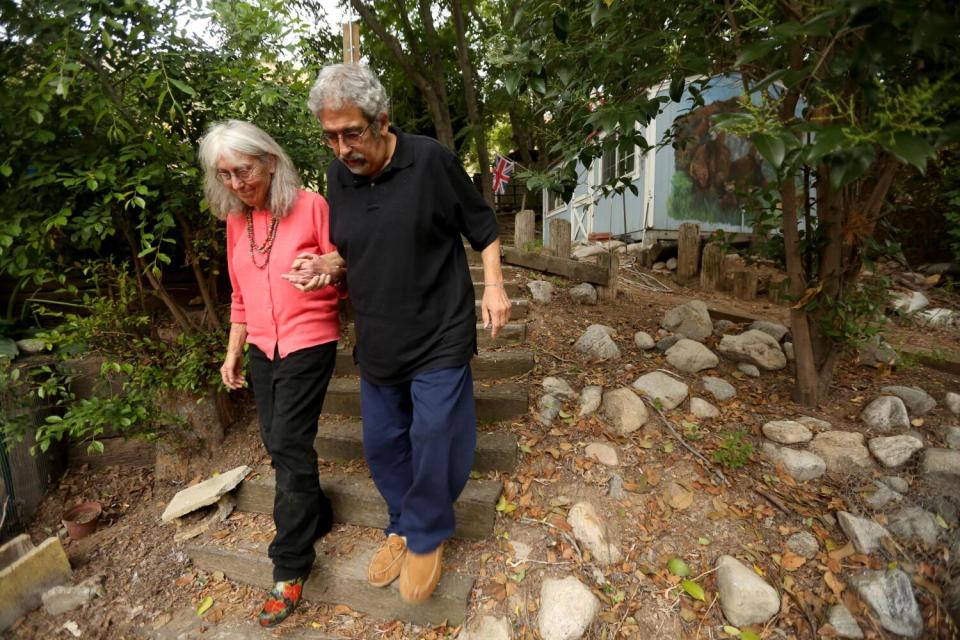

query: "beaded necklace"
(246, 208), (279, 269)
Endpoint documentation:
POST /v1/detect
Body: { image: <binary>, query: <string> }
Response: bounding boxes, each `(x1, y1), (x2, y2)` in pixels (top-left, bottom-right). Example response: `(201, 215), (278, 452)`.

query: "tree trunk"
(450, 0), (493, 206)
(350, 0), (456, 149)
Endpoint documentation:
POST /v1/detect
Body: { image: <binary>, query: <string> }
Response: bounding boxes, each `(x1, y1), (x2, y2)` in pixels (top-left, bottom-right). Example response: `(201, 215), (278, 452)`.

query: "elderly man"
(290, 63), (511, 604)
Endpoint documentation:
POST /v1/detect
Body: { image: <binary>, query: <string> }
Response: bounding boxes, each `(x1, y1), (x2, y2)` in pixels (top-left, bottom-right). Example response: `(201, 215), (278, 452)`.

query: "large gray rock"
(574, 324), (620, 361)
(857, 335), (900, 368)
(567, 501), (621, 565)
(889, 290), (929, 314)
(946, 391), (960, 415)
(827, 603), (864, 639)
(538, 394), (562, 425)
(458, 616), (512, 640)
(661, 300), (713, 342)
(859, 396), (910, 431)
(761, 443), (825, 481)
(864, 480), (902, 510)
(837, 511), (891, 554)
(737, 363), (760, 378)
(543, 377), (578, 400)
(715, 555), (780, 627)
(920, 448), (960, 490)
(702, 376), (736, 402)
(665, 339), (719, 373)
(570, 283), (598, 305)
(795, 415), (832, 432)
(631, 372), (688, 410)
(578, 385), (603, 417)
(527, 280), (554, 304)
(41, 576), (104, 615)
(634, 331), (655, 350)
(717, 330), (787, 370)
(161, 465), (251, 522)
(880, 385), (936, 416)
(786, 531), (819, 559)
(689, 397), (719, 419)
(584, 443), (619, 467)
(849, 570), (923, 638)
(762, 420), (813, 445)
(538, 576), (601, 640)
(747, 320), (789, 342)
(809, 431), (873, 473)
(867, 435), (923, 468)
(887, 506), (940, 546)
(945, 426), (960, 449)
(602, 387), (649, 436)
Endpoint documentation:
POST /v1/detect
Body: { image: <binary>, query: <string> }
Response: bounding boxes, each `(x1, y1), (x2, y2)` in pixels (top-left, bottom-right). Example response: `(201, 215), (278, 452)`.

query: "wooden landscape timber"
(501, 246), (613, 285)
(676, 223), (701, 283)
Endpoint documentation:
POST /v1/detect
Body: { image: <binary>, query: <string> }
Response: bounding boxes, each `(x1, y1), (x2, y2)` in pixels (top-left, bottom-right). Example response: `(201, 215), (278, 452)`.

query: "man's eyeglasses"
(216, 163), (260, 184)
(322, 123), (371, 148)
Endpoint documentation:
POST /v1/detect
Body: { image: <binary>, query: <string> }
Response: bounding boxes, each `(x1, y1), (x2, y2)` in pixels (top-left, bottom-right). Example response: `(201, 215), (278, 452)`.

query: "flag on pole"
(491, 153), (515, 196)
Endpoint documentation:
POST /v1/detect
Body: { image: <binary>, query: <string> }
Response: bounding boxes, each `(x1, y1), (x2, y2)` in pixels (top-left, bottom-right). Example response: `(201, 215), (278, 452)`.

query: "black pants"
(248, 342), (336, 581)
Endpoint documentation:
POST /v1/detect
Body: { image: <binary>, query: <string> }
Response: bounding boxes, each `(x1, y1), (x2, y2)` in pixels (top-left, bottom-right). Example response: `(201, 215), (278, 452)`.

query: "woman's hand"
(220, 351), (245, 389)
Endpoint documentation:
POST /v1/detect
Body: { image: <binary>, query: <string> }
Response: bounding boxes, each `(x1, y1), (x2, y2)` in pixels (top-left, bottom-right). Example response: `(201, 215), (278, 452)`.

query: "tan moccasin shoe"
(367, 533), (407, 587)
(399, 543), (443, 604)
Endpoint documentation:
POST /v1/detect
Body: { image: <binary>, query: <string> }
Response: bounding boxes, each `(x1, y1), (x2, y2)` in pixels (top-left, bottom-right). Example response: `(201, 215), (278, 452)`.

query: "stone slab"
(0, 536), (72, 632)
(161, 466), (251, 523)
(334, 348), (534, 380)
(315, 419), (518, 473)
(234, 471), (501, 540)
(186, 539), (474, 626)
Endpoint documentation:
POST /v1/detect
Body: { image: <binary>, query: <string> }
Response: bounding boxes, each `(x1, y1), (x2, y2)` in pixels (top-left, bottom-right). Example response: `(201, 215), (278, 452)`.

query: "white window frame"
(599, 127), (642, 186)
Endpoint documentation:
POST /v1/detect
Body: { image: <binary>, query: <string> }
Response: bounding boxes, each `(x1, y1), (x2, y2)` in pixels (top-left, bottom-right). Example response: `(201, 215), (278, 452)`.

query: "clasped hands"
(281, 251), (345, 292)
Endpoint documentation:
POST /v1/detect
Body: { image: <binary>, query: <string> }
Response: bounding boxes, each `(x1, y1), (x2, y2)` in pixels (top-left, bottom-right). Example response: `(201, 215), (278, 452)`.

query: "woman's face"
(215, 152), (275, 210)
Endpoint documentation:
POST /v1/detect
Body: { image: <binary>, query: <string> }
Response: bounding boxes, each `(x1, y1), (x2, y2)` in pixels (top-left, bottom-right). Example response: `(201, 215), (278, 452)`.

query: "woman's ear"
(267, 154), (278, 174)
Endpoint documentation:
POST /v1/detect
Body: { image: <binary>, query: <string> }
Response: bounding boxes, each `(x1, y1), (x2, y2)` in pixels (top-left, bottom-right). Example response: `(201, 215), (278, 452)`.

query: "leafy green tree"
(502, 0), (960, 406)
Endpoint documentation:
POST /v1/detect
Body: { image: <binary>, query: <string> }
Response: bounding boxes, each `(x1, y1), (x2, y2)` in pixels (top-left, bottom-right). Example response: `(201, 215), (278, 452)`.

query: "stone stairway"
(185, 259), (531, 626)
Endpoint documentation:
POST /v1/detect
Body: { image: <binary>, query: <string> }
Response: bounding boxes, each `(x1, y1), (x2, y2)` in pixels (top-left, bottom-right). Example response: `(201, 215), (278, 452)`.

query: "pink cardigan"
(226, 190), (340, 360)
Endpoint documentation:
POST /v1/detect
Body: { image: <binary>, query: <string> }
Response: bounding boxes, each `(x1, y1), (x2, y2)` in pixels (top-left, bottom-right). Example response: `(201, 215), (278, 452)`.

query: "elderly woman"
(198, 120), (344, 627)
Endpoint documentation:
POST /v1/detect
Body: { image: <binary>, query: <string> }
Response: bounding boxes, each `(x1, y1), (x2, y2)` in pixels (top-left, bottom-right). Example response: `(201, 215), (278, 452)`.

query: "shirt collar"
(336, 125), (413, 187)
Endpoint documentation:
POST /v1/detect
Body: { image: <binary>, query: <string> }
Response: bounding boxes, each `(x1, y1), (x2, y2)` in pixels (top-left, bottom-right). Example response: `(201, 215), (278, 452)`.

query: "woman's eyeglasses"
(322, 123), (371, 148)
(216, 163), (260, 184)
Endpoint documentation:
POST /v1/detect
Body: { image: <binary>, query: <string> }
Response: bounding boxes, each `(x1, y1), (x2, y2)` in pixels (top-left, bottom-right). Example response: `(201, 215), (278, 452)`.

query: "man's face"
(319, 104), (390, 177)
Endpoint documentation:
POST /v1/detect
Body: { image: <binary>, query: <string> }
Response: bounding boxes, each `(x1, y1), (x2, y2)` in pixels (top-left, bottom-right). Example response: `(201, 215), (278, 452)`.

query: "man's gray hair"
(307, 64), (389, 124)
(198, 120), (301, 220)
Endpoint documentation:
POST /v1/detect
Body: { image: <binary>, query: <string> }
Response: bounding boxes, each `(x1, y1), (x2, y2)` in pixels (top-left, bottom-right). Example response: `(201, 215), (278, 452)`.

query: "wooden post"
(721, 253), (741, 291)
(596, 251), (619, 302)
(732, 269), (758, 300)
(514, 210), (535, 250)
(699, 242), (724, 291)
(767, 275), (789, 305)
(676, 223), (700, 282)
(342, 22), (361, 63)
(548, 219), (571, 257)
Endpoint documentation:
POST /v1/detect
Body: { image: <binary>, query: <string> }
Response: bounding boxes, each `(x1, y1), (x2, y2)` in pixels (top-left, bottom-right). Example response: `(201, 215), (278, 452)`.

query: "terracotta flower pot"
(62, 500), (102, 540)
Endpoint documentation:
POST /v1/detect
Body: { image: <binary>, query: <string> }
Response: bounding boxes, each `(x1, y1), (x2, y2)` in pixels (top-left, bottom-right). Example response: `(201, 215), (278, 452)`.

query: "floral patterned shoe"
(257, 576), (305, 627)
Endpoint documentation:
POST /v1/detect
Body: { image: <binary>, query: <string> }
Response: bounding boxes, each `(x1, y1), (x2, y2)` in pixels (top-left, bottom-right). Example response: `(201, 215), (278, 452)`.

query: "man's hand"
(481, 284), (511, 339)
(282, 251), (345, 292)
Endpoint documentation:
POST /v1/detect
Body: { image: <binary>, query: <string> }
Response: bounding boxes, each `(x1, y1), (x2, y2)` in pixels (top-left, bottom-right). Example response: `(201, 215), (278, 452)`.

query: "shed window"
(601, 134), (637, 184)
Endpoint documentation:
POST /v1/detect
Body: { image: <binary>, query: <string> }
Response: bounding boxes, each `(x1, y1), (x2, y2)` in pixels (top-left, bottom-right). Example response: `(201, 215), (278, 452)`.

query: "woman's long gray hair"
(198, 120), (301, 220)
(307, 64), (389, 124)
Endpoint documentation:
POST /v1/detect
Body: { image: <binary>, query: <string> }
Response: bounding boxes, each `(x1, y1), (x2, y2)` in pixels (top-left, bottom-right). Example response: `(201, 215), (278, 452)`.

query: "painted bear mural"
(668, 98), (770, 226)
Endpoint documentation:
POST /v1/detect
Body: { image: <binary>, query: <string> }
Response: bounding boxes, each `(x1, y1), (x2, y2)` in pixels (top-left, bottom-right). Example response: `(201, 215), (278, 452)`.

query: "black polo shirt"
(326, 127), (499, 385)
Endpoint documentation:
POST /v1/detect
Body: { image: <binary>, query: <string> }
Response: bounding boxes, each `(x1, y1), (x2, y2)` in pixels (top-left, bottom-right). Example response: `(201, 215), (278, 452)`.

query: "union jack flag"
(491, 153), (515, 196)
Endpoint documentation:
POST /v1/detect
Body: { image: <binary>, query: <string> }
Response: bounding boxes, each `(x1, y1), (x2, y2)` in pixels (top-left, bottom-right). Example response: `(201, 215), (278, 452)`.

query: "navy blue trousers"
(360, 365), (477, 554)
(248, 342), (336, 581)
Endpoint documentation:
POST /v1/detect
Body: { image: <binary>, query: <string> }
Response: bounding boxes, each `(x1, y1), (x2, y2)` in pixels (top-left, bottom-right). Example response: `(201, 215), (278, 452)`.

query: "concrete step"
(234, 471), (501, 539)
(334, 347), (533, 379)
(342, 320), (527, 348)
(324, 378), (528, 422)
(473, 280), (522, 297)
(185, 536), (474, 626)
(315, 418), (518, 473)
